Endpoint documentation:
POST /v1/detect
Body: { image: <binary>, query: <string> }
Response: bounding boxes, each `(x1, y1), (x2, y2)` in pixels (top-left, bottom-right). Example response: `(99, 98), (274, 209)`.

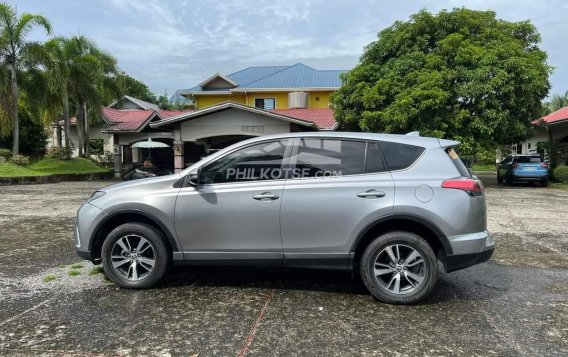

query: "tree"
(543, 91), (568, 115)
(113, 72), (157, 104)
(64, 36), (118, 157)
(0, 2), (51, 154)
(332, 8), (551, 155)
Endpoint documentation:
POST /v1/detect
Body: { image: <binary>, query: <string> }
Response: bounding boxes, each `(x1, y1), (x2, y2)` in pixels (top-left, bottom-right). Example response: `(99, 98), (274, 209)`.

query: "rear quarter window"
(446, 148), (471, 177)
(379, 141), (425, 171)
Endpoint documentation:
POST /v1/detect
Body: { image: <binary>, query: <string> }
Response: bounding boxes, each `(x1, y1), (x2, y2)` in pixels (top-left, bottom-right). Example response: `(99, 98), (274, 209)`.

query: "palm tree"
(65, 36), (118, 157)
(0, 2), (51, 154)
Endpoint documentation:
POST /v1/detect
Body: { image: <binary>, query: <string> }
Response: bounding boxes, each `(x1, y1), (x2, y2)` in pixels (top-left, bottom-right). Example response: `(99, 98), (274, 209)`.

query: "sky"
(8, 0), (568, 98)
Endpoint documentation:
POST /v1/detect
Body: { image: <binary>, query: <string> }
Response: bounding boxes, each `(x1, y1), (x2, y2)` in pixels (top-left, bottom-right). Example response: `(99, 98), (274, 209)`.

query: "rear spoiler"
(438, 138), (460, 148)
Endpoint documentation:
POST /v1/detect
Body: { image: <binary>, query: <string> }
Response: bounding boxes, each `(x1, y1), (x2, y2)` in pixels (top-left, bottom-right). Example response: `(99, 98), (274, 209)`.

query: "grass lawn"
(0, 162), (49, 177)
(28, 158), (110, 174)
(0, 158), (110, 178)
(472, 163), (497, 172)
(551, 182), (568, 191)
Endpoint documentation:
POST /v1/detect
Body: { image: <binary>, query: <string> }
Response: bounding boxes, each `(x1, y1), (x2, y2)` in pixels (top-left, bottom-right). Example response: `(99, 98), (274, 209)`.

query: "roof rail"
(405, 131), (420, 136)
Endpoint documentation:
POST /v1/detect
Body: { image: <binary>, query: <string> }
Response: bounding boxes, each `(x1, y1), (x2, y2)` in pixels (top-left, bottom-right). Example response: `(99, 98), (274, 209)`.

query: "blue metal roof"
(178, 63), (347, 94)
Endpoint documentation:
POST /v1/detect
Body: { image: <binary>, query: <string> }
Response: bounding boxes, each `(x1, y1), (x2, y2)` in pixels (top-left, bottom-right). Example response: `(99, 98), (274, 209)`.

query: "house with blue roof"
(87, 63), (348, 176)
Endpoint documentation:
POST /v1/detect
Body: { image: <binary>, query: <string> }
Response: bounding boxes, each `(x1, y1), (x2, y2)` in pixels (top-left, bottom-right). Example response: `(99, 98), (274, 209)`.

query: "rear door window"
(514, 156), (542, 164)
(293, 139), (366, 177)
(379, 141), (425, 171)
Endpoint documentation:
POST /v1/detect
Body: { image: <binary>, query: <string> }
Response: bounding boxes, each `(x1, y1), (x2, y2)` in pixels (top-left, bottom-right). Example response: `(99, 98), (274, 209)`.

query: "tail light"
(512, 164), (519, 169)
(541, 162), (548, 169)
(442, 178), (484, 196)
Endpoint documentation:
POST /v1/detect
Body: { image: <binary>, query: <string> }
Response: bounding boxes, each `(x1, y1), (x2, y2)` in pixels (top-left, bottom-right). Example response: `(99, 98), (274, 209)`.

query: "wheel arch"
(89, 209), (179, 263)
(350, 214), (452, 269)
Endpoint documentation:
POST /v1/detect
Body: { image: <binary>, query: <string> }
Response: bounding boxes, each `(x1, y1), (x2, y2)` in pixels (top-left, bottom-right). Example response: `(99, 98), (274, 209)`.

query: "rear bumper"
(446, 247), (494, 272)
(510, 172), (548, 181)
(445, 230), (495, 272)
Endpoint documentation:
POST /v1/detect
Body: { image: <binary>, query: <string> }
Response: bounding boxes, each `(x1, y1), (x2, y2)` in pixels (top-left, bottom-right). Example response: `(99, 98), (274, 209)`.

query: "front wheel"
(102, 223), (169, 289)
(497, 174), (503, 184)
(360, 231), (437, 304)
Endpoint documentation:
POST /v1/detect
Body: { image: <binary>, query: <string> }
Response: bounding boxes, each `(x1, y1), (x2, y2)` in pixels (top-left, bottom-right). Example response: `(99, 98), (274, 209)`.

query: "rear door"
(280, 138), (394, 268)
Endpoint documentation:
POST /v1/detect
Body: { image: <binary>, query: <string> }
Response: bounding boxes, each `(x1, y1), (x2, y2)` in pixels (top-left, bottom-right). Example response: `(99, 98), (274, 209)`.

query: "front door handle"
(253, 192), (280, 201)
(357, 190), (386, 199)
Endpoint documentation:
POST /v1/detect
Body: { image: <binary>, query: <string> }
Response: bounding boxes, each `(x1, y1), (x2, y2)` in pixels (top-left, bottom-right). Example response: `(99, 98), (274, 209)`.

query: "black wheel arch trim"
(89, 209), (180, 255)
(350, 213), (453, 257)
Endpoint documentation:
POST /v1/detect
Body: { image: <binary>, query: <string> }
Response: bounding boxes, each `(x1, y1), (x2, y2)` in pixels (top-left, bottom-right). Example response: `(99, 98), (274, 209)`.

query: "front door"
(280, 138), (395, 268)
(175, 139), (290, 263)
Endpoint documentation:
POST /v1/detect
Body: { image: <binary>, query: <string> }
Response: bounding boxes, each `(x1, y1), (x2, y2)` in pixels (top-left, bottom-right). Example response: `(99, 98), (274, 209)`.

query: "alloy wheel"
(110, 235), (156, 281)
(373, 244), (426, 295)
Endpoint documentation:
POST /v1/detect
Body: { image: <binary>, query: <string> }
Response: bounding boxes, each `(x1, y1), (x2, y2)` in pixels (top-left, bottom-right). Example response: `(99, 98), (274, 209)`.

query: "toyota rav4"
(75, 132), (494, 304)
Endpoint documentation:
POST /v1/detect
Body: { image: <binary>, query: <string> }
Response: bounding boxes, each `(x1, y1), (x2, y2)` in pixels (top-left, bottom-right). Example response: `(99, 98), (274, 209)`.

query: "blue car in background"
(497, 154), (549, 186)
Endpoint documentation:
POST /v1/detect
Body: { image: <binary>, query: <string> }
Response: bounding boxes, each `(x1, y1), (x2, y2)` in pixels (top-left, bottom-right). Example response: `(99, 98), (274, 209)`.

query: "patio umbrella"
(131, 138), (170, 160)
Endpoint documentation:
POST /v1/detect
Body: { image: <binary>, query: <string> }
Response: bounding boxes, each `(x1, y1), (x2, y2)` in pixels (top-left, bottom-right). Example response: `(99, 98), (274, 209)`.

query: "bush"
(10, 154), (30, 166)
(0, 147), (11, 159)
(45, 146), (72, 160)
(553, 165), (568, 182)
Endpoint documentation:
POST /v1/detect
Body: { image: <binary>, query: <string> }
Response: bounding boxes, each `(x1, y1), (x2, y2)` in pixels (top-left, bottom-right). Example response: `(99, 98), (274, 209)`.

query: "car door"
(175, 139), (291, 263)
(280, 138), (395, 269)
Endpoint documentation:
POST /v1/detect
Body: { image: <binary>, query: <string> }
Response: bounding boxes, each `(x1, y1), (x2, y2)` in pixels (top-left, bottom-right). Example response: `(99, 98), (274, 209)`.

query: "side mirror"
(187, 168), (200, 187)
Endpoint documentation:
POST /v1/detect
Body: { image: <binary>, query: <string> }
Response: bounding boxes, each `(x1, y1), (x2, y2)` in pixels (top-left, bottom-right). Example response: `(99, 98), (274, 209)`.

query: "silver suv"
(75, 132), (494, 304)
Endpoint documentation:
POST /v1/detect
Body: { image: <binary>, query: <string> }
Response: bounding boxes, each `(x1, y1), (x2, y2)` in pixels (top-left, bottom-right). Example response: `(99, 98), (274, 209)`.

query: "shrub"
(0, 147), (12, 159)
(45, 146), (72, 160)
(10, 154), (30, 166)
(553, 165), (568, 182)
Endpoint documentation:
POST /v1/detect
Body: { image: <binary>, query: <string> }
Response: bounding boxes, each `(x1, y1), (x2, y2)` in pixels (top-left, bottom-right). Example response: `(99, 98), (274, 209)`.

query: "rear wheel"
(505, 174), (513, 186)
(541, 178), (549, 187)
(102, 223), (169, 289)
(360, 231), (437, 304)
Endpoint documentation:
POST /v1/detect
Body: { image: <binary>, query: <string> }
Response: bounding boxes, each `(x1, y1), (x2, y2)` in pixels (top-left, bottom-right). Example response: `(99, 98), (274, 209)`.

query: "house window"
(315, 96), (320, 101)
(515, 143), (523, 154)
(254, 98), (275, 110)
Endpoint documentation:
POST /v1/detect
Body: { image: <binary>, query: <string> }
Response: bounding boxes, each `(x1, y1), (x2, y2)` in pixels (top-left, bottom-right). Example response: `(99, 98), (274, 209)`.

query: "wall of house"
(49, 125), (114, 158)
(195, 94), (246, 108)
(180, 108), (290, 142)
(194, 90), (334, 110)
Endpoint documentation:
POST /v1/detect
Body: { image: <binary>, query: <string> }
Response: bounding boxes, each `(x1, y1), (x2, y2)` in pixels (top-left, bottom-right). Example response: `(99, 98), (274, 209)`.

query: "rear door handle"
(357, 190), (386, 199)
(253, 192), (280, 201)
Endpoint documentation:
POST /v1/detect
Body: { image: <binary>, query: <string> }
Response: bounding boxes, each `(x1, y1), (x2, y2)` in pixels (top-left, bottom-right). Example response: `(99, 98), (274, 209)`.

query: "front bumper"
(445, 230), (495, 272)
(74, 202), (107, 261)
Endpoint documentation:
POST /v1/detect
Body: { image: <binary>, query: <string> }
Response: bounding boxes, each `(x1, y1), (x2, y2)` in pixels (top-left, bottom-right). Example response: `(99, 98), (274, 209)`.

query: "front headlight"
(88, 190), (106, 203)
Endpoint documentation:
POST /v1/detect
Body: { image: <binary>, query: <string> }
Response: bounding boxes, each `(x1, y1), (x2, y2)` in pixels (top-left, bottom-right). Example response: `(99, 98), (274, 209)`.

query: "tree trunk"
(63, 89), (70, 149)
(76, 100), (84, 157)
(10, 62), (19, 155)
(56, 121), (62, 147)
(84, 102), (90, 157)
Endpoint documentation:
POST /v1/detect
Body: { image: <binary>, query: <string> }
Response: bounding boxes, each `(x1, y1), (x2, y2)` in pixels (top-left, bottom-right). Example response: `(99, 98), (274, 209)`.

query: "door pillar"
(174, 141), (184, 173)
(113, 134), (122, 177)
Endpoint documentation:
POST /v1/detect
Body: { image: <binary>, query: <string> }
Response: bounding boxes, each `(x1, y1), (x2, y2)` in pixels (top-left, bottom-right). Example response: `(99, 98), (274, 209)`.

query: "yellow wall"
(308, 91), (332, 109)
(194, 90), (334, 109)
(194, 94), (246, 109)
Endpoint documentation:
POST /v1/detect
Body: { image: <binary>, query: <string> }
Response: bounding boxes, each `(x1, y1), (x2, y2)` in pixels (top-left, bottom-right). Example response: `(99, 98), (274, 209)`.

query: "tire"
(505, 175), (513, 186)
(497, 174), (503, 184)
(360, 231), (437, 304)
(541, 178), (549, 187)
(102, 223), (169, 289)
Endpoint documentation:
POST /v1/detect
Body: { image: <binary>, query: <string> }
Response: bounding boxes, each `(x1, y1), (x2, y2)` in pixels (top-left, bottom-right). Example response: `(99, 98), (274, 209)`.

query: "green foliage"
(332, 8), (551, 153)
(552, 165), (568, 182)
(70, 263), (83, 269)
(42, 275), (57, 283)
(45, 146), (72, 160)
(68, 269), (80, 276)
(113, 72), (157, 104)
(0, 147), (11, 159)
(543, 91), (568, 115)
(89, 266), (105, 275)
(28, 157), (109, 174)
(10, 154), (30, 166)
(0, 109), (48, 157)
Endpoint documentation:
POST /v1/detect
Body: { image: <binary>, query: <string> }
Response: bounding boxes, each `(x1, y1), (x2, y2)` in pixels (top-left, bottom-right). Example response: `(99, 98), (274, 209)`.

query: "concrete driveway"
(0, 179), (567, 356)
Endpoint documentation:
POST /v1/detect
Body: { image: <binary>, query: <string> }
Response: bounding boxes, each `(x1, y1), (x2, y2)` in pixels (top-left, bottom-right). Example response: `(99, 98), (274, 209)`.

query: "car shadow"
(159, 262), (510, 304)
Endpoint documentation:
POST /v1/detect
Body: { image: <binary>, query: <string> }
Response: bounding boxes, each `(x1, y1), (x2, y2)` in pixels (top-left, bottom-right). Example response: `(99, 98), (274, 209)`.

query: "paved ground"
(0, 176), (567, 356)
